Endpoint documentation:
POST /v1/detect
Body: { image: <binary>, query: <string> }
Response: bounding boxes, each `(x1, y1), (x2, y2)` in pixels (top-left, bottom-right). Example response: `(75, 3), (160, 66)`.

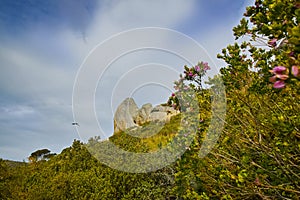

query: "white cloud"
(63, 0), (199, 59)
(100, 0), (197, 28)
(0, 45), (74, 98)
(1, 105), (35, 118)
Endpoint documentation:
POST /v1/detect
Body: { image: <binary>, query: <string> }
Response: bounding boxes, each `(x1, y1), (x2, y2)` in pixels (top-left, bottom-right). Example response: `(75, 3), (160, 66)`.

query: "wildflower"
(292, 66), (299, 78)
(188, 72), (194, 77)
(273, 80), (285, 89)
(270, 66), (289, 80)
(288, 51), (295, 57)
(171, 93), (175, 97)
(270, 66), (286, 74)
(276, 74), (289, 80)
(195, 65), (200, 72)
(203, 62), (210, 71)
(269, 66), (289, 88)
(268, 38), (277, 47)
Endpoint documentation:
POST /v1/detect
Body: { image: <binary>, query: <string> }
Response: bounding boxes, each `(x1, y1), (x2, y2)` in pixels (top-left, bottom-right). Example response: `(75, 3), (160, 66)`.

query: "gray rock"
(113, 98), (139, 133)
(151, 105), (177, 113)
(135, 103), (152, 125)
(151, 105), (165, 112)
(149, 111), (168, 122)
(149, 105), (179, 122)
(113, 98), (179, 134)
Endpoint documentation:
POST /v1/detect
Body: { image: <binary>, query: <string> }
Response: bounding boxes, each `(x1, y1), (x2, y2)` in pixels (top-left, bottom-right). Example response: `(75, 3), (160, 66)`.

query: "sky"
(0, 0), (254, 161)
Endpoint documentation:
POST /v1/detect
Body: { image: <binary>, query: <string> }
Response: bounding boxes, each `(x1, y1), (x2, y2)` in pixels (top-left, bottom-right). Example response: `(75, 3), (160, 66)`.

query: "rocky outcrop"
(135, 103), (153, 125)
(113, 98), (179, 133)
(149, 105), (178, 122)
(113, 98), (139, 133)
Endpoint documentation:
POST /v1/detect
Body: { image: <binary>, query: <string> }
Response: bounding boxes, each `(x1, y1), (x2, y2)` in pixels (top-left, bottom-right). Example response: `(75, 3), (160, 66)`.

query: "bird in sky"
(72, 122), (80, 126)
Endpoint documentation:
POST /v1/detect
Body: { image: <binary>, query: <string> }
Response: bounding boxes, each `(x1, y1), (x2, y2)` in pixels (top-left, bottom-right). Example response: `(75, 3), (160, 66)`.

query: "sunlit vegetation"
(1, 0), (299, 199)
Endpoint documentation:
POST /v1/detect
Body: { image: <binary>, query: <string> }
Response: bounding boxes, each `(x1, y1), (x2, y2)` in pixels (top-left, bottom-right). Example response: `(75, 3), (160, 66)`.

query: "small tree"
(28, 149), (56, 162)
(220, 0), (300, 89)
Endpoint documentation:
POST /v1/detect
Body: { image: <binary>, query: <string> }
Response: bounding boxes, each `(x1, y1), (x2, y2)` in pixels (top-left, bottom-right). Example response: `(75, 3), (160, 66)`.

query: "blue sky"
(0, 0), (254, 161)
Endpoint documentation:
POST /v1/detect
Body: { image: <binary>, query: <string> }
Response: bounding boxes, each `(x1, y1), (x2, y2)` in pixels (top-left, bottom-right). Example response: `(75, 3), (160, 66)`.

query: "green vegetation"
(111, 114), (182, 152)
(1, 0), (299, 199)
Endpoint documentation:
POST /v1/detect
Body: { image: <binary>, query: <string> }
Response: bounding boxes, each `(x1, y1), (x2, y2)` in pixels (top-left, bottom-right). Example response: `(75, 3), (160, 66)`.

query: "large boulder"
(113, 98), (139, 133)
(134, 103), (152, 125)
(113, 98), (180, 134)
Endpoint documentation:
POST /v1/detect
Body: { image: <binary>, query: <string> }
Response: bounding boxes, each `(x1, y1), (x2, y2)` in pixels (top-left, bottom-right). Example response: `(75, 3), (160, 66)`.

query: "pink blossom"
(203, 62), (210, 71)
(204, 66), (210, 71)
(292, 66), (299, 77)
(271, 66), (286, 74)
(269, 66), (289, 85)
(268, 38), (277, 47)
(195, 65), (200, 72)
(289, 51), (295, 57)
(276, 74), (289, 80)
(188, 72), (194, 77)
(273, 80), (285, 89)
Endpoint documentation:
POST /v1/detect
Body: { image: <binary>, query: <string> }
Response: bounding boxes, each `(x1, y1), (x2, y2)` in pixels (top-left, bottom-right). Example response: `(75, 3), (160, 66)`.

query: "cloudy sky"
(0, 0), (254, 161)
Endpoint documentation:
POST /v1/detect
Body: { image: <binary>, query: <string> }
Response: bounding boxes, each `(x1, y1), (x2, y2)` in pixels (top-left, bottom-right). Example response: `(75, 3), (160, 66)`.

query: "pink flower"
(188, 72), (194, 77)
(203, 62), (210, 71)
(268, 38), (277, 47)
(292, 66), (299, 77)
(289, 51), (295, 57)
(171, 93), (175, 97)
(195, 65), (200, 72)
(204, 66), (210, 71)
(269, 66), (289, 87)
(273, 80), (285, 89)
(276, 74), (289, 80)
(271, 66), (286, 74)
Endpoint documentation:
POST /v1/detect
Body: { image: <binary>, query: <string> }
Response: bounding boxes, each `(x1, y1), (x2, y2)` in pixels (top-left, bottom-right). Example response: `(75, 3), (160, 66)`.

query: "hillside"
(1, 83), (299, 199)
(1, 0), (300, 199)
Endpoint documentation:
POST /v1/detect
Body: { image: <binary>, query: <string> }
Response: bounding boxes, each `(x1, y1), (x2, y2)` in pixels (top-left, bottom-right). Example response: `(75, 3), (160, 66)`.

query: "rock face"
(113, 98), (179, 133)
(149, 105), (178, 122)
(135, 103), (153, 125)
(113, 98), (139, 133)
